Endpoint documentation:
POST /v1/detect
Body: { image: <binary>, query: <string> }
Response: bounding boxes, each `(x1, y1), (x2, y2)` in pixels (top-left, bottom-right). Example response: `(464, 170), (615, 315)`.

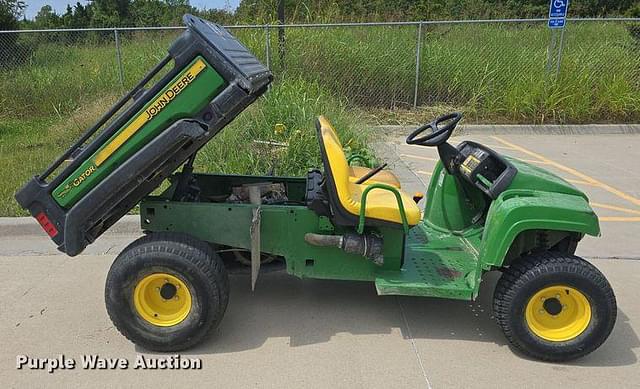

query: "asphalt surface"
(1, 131), (639, 388)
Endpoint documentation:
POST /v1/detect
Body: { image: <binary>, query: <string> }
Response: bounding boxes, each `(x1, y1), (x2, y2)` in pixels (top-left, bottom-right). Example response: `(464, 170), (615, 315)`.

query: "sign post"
(546, 0), (570, 77)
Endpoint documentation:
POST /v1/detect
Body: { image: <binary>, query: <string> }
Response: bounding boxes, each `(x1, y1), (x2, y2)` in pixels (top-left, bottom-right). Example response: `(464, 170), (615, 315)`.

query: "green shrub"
(198, 76), (371, 177)
(0, 77), (369, 216)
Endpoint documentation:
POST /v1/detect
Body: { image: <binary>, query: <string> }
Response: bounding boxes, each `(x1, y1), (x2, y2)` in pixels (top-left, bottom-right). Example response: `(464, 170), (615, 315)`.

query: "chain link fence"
(1, 18), (639, 124)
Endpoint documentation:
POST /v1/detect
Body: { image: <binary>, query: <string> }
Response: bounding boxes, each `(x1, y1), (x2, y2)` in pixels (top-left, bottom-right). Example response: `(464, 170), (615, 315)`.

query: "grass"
(271, 21), (640, 123)
(0, 97), (116, 217)
(197, 77), (373, 177)
(2, 21), (638, 122)
(0, 21), (638, 216)
(0, 77), (368, 217)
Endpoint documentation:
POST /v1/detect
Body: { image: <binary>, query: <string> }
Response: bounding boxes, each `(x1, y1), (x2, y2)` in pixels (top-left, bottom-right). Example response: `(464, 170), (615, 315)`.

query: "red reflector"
(35, 212), (59, 238)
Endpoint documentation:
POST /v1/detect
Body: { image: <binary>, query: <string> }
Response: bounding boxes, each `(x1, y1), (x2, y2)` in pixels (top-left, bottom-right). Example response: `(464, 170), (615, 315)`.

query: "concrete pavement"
(1, 130), (640, 388)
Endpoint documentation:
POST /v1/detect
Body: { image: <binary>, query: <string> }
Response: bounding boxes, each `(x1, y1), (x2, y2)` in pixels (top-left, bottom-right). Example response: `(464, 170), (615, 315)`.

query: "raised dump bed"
(15, 14), (272, 256)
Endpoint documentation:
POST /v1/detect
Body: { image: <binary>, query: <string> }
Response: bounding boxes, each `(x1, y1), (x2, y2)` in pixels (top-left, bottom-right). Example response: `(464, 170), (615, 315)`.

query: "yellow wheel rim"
(525, 285), (591, 342)
(133, 273), (192, 327)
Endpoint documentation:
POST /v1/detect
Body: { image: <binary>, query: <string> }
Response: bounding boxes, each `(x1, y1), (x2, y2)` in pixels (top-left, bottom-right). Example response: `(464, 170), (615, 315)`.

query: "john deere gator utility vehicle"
(16, 15), (616, 362)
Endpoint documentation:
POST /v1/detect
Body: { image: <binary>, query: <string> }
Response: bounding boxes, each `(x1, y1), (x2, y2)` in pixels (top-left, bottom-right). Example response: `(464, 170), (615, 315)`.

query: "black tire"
(105, 232), (229, 351)
(493, 252), (616, 362)
(231, 249), (276, 266)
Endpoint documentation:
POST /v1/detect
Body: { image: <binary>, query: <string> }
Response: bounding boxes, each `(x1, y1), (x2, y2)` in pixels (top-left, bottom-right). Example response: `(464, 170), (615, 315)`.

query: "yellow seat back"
(317, 117), (401, 188)
(316, 116), (421, 227)
(317, 117), (353, 203)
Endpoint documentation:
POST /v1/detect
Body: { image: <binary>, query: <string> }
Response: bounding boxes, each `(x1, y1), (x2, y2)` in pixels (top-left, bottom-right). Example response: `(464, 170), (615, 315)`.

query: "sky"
(23, 0), (240, 19)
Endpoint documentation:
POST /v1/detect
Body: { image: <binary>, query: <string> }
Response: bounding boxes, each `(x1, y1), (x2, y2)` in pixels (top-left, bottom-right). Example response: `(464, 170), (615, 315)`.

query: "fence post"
(265, 25), (271, 70)
(413, 22), (423, 109)
(278, 0), (286, 69)
(114, 28), (125, 88)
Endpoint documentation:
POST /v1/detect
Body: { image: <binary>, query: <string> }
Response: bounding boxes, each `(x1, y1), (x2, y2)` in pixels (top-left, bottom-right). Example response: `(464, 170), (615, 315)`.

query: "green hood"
(506, 157), (588, 201)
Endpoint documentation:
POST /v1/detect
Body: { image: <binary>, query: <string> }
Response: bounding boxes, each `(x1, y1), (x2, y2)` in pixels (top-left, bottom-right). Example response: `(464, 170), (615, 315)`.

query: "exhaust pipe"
(304, 232), (384, 265)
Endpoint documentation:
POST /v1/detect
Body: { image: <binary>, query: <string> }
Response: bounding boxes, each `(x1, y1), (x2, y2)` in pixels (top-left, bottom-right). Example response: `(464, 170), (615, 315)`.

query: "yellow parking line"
(591, 202), (640, 216)
(483, 144), (517, 151)
(451, 142), (517, 151)
(406, 144), (428, 149)
(400, 154), (438, 162)
(520, 159), (550, 165)
(408, 142), (516, 151)
(599, 217), (640, 222)
(416, 170), (432, 176)
(491, 136), (640, 208)
(566, 179), (601, 187)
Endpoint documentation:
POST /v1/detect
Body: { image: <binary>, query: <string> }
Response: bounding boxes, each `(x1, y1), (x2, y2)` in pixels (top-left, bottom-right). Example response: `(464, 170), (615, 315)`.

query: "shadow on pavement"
(166, 270), (638, 367)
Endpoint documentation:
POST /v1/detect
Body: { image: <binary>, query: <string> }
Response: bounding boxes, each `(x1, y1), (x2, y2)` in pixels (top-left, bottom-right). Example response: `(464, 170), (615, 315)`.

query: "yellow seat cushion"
(318, 116), (420, 226)
(344, 181), (422, 226)
(349, 166), (402, 188)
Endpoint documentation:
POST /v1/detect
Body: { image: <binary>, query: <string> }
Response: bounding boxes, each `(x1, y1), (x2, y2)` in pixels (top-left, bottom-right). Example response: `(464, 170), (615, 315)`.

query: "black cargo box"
(15, 14), (273, 256)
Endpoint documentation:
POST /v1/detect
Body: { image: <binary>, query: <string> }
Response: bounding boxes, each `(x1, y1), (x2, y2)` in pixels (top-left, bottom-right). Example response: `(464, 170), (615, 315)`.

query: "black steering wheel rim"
(406, 112), (463, 147)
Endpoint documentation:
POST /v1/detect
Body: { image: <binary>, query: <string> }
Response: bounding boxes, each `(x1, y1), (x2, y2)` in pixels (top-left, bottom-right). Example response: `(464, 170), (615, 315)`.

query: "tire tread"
(105, 232), (229, 351)
(493, 251), (616, 361)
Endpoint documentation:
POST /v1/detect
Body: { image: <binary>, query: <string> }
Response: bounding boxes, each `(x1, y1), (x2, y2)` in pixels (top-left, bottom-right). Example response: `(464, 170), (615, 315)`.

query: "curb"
(377, 123), (640, 136)
(0, 215), (141, 238)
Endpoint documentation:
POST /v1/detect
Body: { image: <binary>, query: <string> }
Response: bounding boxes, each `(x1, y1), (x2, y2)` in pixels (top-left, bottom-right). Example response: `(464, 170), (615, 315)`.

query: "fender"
(479, 189), (600, 269)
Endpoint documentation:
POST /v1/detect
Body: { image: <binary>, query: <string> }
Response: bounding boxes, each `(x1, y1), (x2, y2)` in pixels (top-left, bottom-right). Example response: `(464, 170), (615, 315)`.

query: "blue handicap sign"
(549, 0), (569, 18)
(548, 18), (566, 28)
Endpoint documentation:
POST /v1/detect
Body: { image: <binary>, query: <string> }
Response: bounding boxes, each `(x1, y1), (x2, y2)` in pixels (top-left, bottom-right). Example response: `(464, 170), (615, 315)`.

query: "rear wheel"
(231, 249), (276, 266)
(493, 252), (616, 362)
(105, 232), (229, 351)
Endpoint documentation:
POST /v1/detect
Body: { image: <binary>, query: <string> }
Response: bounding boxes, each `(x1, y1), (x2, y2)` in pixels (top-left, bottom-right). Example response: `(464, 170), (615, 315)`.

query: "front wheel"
(105, 232), (229, 351)
(493, 252), (616, 362)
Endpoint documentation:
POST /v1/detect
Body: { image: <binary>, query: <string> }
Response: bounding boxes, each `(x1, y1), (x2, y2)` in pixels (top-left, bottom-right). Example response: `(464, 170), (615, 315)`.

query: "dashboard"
(456, 141), (518, 199)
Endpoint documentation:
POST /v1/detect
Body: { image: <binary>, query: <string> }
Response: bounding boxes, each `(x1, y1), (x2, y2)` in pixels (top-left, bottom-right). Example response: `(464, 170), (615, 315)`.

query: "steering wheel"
(406, 112), (463, 147)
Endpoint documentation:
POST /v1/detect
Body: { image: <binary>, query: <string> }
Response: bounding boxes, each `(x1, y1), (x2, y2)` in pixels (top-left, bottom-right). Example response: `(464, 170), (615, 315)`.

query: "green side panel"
(421, 156), (598, 275)
(375, 224), (481, 300)
(53, 56), (225, 207)
(479, 189), (600, 268)
(140, 196), (404, 282)
(422, 162), (486, 233)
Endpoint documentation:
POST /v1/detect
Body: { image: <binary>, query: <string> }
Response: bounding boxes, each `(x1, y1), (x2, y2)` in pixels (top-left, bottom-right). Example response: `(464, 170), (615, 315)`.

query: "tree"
(73, 2), (92, 28)
(62, 4), (74, 27)
(627, 4), (640, 18)
(195, 7), (234, 25)
(0, 0), (24, 30)
(130, 0), (196, 26)
(233, 0), (640, 23)
(34, 5), (61, 29)
(161, 0), (195, 25)
(572, 0), (638, 18)
(130, 0), (166, 26)
(0, 0), (25, 68)
(90, 0), (132, 27)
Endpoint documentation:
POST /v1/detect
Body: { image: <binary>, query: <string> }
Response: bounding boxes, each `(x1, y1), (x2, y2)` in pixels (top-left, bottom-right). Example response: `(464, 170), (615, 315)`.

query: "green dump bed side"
(53, 56), (225, 207)
(15, 14), (272, 256)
